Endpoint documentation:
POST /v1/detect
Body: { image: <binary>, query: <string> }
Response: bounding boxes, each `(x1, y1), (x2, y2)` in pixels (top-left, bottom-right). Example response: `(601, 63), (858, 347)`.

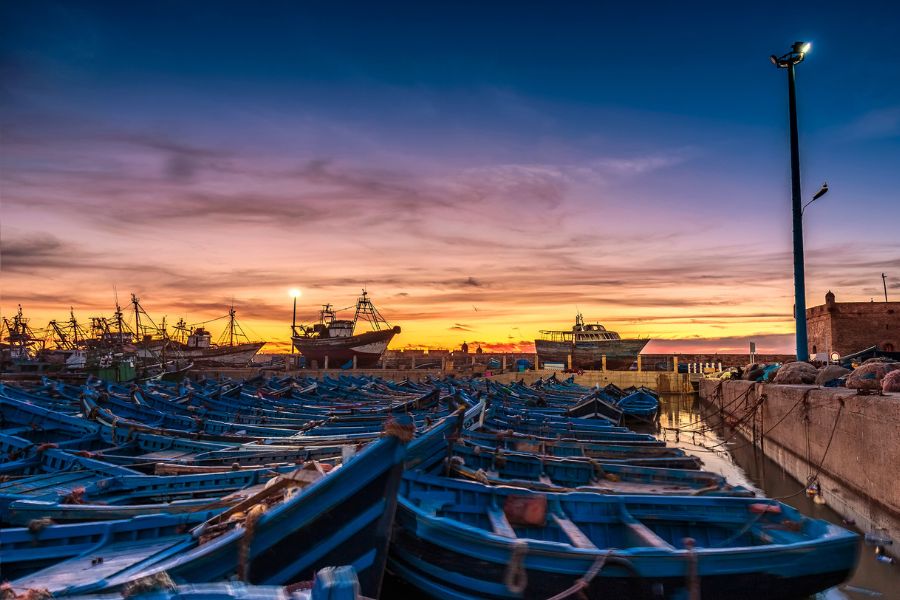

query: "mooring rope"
(503, 540), (528, 594)
(773, 398), (846, 500)
(684, 537), (701, 600)
(544, 550), (612, 600)
(659, 384), (755, 438)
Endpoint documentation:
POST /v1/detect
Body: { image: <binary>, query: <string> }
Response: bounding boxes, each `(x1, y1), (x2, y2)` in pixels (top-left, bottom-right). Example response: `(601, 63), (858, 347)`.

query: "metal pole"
(883, 273), (889, 302)
(291, 297), (297, 354)
(787, 61), (809, 362)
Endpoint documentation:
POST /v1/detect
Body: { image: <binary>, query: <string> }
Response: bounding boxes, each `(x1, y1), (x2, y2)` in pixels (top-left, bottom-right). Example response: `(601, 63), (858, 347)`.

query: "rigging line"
(702, 388), (813, 455)
(663, 385), (760, 439)
(682, 392), (770, 452)
(659, 384), (757, 436)
(773, 399), (846, 500)
(241, 322), (265, 344)
(187, 314), (230, 327)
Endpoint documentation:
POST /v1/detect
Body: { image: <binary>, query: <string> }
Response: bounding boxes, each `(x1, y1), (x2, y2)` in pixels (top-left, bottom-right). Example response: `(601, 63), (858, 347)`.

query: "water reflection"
(656, 393), (898, 600)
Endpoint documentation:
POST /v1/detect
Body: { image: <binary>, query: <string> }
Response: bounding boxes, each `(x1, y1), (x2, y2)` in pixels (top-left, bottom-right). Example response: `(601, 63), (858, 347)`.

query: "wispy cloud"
(839, 106), (900, 140)
(2, 68), (897, 351)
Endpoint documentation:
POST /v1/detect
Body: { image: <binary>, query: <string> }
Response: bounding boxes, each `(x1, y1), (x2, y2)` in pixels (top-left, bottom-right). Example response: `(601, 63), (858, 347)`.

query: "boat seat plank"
(551, 514), (598, 549)
(139, 449), (197, 460)
(625, 521), (676, 550)
(11, 535), (187, 594)
(487, 507), (517, 538)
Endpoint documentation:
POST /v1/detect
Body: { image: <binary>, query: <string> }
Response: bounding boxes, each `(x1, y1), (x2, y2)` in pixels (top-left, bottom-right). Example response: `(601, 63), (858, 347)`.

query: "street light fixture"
(802, 182), (829, 214)
(289, 289), (302, 353)
(772, 40), (813, 362)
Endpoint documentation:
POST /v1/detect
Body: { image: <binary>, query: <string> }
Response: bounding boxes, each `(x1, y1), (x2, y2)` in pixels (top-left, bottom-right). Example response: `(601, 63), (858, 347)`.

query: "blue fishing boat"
(4, 463), (317, 524)
(7, 430), (410, 597)
(563, 391), (624, 423)
(463, 430), (702, 469)
(1, 512), (218, 582)
(445, 442), (752, 496)
(615, 390), (660, 422)
(388, 472), (859, 599)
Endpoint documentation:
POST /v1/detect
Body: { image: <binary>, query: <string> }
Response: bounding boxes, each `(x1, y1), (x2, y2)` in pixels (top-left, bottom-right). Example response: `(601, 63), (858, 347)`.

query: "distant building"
(806, 291), (899, 360)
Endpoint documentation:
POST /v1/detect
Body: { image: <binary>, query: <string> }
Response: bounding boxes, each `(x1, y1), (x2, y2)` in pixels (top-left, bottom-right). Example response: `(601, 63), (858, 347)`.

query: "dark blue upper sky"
(5, 3), (899, 109)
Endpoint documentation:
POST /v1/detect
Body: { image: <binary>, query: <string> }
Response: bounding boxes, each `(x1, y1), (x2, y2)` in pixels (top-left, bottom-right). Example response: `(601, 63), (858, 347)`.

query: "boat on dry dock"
(535, 313), (649, 370)
(291, 290), (400, 368)
(166, 308), (265, 367)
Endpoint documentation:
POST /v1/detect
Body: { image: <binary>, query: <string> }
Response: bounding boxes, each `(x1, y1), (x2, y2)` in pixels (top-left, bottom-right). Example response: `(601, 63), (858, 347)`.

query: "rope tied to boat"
(34, 443), (58, 454)
(683, 537), (701, 600)
(1, 587), (52, 600)
(774, 396), (846, 501)
(27, 517), (54, 535)
(237, 503), (267, 581)
(62, 486), (86, 504)
(121, 572), (176, 597)
(504, 539), (529, 594)
(544, 550), (612, 600)
(383, 418), (415, 442)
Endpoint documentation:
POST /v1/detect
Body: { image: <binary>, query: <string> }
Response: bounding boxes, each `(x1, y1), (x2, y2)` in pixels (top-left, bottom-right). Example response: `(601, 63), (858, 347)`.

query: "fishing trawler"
(168, 308), (265, 367)
(1, 305), (48, 373)
(535, 313), (649, 370)
(291, 290), (400, 368)
(127, 295), (264, 367)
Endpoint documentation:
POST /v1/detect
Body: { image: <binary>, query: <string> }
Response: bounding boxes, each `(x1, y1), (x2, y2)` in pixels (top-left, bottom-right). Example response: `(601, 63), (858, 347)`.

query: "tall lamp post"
(771, 41), (812, 362)
(289, 289), (302, 353)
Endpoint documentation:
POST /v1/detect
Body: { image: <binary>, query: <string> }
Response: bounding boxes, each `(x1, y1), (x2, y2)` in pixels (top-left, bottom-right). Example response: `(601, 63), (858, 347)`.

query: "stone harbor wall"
(699, 379), (900, 558)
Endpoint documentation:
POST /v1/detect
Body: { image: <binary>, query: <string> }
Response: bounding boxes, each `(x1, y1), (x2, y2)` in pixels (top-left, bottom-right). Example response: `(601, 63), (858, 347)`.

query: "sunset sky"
(2, 2), (899, 354)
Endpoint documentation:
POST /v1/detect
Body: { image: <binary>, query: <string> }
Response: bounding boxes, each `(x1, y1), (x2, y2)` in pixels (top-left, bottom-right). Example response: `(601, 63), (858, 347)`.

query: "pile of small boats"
(0, 374), (860, 599)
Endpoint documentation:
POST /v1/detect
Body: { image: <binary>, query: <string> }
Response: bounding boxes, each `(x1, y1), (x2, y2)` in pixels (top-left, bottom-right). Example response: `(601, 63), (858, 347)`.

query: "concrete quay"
(699, 379), (900, 558)
(486, 369), (694, 393)
(191, 366), (694, 393)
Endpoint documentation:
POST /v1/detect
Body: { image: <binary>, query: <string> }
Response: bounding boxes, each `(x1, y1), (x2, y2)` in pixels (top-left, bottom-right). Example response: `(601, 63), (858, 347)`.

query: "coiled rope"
(504, 540), (528, 594)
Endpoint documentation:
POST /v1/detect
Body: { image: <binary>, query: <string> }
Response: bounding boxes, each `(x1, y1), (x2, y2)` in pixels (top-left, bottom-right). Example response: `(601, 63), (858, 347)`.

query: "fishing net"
(743, 364), (764, 381)
(772, 362), (818, 385)
(815, 365), (850, 386)
(846, 361), (900, 391)
(762, 364), (782, 382)
(882, 368), (900, 393)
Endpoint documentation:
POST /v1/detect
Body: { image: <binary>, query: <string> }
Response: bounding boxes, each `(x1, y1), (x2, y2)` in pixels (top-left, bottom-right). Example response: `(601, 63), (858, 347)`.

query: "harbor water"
(658, 393), (899, 599)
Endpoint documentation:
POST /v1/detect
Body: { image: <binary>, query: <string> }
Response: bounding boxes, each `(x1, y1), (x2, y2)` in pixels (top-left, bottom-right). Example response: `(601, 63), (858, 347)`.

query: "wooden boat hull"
(446, 442), (752, 496)
(291, 328), (399, 368)
(9, 435), (407, 596)
(535, 338), (650, 371)
(388, 472), (859, 600)
(179, 342), (266, 366)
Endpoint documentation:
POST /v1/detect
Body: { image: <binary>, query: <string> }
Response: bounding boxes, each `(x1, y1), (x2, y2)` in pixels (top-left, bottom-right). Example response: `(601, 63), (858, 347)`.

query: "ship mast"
(217, 304), (249, 348)
(132, 294), (142, 342)
(353, 289), (389, 331)
(114, 296), (126, 344)
(173, 318), (190, 343)
(229, 305), (235, 347)
(48, 319), (70, 349)
(3, 305), (44, 358)
(70, 308), (80, 347)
